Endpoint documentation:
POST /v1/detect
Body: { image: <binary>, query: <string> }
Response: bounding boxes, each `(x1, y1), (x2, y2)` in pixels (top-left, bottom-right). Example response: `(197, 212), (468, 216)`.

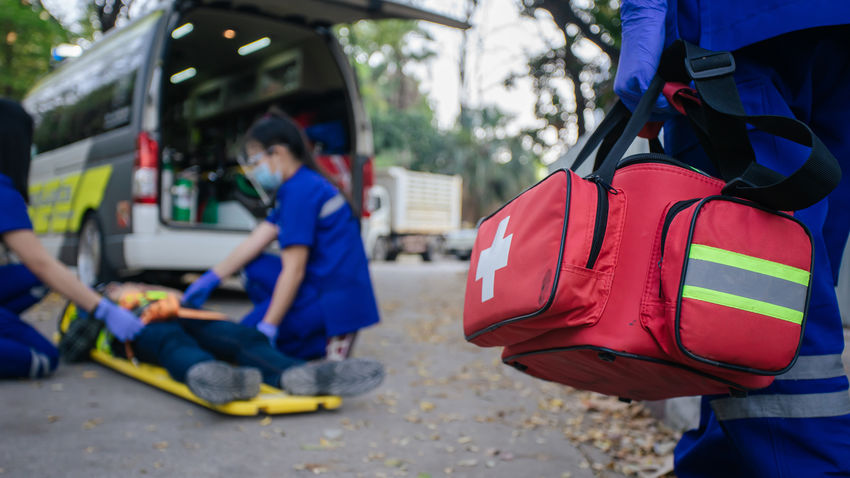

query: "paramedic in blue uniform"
(0, 98), (143, 379)
(615, 2), (850, 476)
(182, 112), (380, 361)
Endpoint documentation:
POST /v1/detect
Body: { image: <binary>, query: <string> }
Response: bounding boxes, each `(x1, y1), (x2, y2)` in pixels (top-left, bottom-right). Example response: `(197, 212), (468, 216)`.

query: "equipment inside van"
(23, 1), (465, 285)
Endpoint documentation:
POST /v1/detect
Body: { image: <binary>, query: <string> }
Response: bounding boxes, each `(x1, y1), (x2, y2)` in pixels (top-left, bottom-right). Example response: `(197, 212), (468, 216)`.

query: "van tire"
(372, 237), (389, 261)
(77, 214), (115, 286)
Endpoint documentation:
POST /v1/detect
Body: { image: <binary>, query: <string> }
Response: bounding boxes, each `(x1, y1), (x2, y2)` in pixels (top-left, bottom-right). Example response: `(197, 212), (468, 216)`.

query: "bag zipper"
(619, 153), (713, 178)
(586, 176), (614, 269)
(658, 198), (700, 297)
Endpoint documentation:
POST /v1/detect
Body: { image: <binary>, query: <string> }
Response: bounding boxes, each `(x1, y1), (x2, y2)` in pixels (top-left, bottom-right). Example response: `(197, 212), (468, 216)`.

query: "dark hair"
(0, 98), (34, 202)
(246, 109), (322, 174)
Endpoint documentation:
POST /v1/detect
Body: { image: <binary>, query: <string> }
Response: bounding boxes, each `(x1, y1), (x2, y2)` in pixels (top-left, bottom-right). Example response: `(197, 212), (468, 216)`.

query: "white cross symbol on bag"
(476, 216), (513, 303)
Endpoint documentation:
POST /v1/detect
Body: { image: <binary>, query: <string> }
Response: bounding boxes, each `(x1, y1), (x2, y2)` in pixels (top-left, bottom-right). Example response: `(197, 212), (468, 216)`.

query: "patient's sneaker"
(186, 361), (261, 404)
(281, 358), (384, 397)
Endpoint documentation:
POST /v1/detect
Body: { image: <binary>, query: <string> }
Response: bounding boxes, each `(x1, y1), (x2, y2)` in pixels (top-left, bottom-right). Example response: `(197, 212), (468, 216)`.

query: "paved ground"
(0, 258), (679, 478)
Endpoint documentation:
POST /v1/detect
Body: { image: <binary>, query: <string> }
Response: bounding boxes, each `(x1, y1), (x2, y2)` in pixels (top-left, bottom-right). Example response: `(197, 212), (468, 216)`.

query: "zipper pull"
(589, 175), (618, 195)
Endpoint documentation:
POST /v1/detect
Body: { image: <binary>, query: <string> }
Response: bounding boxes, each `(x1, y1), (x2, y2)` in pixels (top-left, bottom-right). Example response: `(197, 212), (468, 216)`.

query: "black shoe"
(281, 358), (385, 397)
(186, 361), (261, 404)
(58, 310), (103, 363)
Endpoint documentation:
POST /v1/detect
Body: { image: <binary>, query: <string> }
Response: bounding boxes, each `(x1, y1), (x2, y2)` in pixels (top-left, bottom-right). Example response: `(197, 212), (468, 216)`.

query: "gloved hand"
(181, 270), (221, 308)
(93, 298), (144, 342)
(256, 321), (278, 344)
(613, 0), (673, 117)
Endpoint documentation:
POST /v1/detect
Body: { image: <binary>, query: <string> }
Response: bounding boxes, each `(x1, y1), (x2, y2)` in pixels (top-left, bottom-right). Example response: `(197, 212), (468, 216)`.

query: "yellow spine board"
(90, 351), (342, 415)
(59, 303), (342, 415)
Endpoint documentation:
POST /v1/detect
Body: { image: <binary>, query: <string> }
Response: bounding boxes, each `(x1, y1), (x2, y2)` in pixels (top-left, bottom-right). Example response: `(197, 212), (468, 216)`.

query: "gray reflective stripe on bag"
(777, 354), (848, 381)
(682, 244), (810, 325)
(319, 193), (347, 219)
(712, 391), (850, 420)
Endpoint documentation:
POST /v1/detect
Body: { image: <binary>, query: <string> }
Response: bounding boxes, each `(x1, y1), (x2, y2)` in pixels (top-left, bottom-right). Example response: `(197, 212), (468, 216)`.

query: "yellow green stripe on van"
(689, 244), (810, 285)
(69, 165), (112, 232)
(49, 174), (81, 232)
(27, 165), (112, 234)
(682, 285), (804, 325)
(29, 178), (61, 234)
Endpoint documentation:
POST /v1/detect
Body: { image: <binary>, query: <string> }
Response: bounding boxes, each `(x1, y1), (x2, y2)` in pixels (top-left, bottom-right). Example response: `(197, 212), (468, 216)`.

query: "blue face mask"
(250, 162), (284, 191)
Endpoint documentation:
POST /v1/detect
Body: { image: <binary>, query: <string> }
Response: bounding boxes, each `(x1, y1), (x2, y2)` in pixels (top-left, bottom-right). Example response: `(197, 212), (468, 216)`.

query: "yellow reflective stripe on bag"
(683, 244), (810, 325)
(689, 244), (810, 285)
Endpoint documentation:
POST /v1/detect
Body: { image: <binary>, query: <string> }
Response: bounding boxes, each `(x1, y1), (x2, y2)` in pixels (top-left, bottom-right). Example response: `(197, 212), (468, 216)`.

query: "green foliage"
(336, 18), (544, 221)
(0, 0), (68, 99)
(515, 0), (621, 145)
(336, 19), (544, 221)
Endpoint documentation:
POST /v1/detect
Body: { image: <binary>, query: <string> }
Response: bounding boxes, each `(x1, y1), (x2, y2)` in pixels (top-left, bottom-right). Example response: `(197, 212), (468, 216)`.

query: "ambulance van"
(23, 0), (464, 285)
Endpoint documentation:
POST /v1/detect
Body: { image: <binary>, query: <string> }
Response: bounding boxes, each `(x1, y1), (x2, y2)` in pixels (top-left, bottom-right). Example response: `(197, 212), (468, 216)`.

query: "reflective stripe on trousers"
(711, 354), (850, 420)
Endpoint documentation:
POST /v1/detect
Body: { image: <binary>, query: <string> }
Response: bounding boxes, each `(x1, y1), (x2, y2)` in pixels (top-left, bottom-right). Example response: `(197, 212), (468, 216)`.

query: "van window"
(26, 12), (161, 154)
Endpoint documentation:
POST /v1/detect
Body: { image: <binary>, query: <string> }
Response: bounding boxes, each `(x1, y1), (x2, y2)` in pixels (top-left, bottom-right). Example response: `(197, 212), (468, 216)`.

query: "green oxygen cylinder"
(172, 176), (193, 222)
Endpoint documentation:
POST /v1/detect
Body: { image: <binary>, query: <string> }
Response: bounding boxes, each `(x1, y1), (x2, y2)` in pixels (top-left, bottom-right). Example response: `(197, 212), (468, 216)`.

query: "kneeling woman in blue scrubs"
(0, 99), (143, 379)
(183, 112), (380, 360)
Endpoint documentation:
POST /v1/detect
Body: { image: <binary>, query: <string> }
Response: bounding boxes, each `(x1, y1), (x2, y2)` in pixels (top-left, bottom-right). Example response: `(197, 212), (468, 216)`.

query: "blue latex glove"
(613, 0), (673, 117)
(182, 270), (221, 308)
(93, 298), (144, 342)
(256, 321), (278, 344)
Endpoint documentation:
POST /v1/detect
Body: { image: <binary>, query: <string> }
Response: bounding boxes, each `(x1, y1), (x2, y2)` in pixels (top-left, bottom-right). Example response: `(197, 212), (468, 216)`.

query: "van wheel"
(372, 237), (389, 261)
(77, 214), (114, 286)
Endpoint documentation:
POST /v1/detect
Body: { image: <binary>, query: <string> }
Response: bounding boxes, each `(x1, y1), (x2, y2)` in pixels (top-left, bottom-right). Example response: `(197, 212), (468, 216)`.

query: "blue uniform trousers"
(240, 253), (327, 360)
(665, 27), (850, 477)
(0, 264), (56, 378)
(131, 318), (304, 387)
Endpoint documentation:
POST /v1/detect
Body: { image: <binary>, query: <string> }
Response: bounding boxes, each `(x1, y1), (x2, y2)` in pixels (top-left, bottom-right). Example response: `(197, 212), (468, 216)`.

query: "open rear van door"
(191, 0), (469, 29)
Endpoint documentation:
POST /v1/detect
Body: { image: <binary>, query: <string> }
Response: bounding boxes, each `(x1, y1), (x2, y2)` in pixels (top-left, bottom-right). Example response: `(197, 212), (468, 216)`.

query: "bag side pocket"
(669, 197), (812, 374)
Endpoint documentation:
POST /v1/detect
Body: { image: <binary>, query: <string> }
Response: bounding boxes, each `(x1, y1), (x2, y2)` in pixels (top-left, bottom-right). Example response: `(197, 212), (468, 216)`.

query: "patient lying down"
(65, 283), (384, 404)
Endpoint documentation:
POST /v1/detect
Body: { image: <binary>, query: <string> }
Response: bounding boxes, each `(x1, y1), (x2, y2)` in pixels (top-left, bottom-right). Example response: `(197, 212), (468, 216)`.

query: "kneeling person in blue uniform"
(0, 98), (147, 380)
(183, 111), (380, 361)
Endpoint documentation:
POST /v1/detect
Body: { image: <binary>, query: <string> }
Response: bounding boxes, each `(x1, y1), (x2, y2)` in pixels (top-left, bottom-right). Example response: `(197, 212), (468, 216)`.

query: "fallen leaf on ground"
(82, 418), (103, 430)
(293, 463), (329, 474)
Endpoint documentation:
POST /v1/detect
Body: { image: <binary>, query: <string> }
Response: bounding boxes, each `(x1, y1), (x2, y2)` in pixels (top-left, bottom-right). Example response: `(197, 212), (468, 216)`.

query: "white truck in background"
(364, 167), (462, 261)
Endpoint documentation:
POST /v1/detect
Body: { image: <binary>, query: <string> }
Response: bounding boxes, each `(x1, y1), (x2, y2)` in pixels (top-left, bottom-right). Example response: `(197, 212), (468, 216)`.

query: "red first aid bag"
(462, 42), (841, 401)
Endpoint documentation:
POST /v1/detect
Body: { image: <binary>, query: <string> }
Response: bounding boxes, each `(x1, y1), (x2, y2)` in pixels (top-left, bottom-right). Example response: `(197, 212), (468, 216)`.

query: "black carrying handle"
(574, 40), (841, 212)
(590, 75), (666, 185)
(569, 100), (630, 173)
(671, 41), (840, 211)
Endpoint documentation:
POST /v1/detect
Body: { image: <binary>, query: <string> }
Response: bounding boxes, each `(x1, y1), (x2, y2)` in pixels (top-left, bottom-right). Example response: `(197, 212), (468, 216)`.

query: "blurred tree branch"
(513, 0), (620, 143)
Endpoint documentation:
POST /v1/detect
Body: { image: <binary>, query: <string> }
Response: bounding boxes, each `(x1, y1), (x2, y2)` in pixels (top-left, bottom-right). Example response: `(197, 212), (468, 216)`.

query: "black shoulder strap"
(659, 40), (841, 211)
(569, 101), (630, 173)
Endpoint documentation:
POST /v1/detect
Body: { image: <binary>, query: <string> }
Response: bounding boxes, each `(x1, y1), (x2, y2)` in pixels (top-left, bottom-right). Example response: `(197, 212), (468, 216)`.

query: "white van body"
(23, 1), (465, 284)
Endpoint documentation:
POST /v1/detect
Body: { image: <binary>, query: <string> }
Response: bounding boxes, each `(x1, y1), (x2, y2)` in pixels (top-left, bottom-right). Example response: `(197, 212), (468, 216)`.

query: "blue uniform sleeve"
(274, 181), (319, 249)
(0, 183), (32, 234)
(265, 206), (280, 226)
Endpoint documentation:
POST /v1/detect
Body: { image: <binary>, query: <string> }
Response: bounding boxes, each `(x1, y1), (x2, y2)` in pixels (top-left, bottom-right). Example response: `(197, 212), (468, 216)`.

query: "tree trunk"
(537, 0), (619, 64)
(97, 0), (130, 33)
(563, 57), (587, 137)
(457, 0), (478, 129)
(2, 23), (14, 98)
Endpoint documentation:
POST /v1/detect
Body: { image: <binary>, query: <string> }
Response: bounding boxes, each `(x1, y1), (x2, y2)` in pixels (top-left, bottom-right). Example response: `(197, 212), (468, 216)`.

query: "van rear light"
(133, 131), (159, 204)
(361, 156), (374, 218)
